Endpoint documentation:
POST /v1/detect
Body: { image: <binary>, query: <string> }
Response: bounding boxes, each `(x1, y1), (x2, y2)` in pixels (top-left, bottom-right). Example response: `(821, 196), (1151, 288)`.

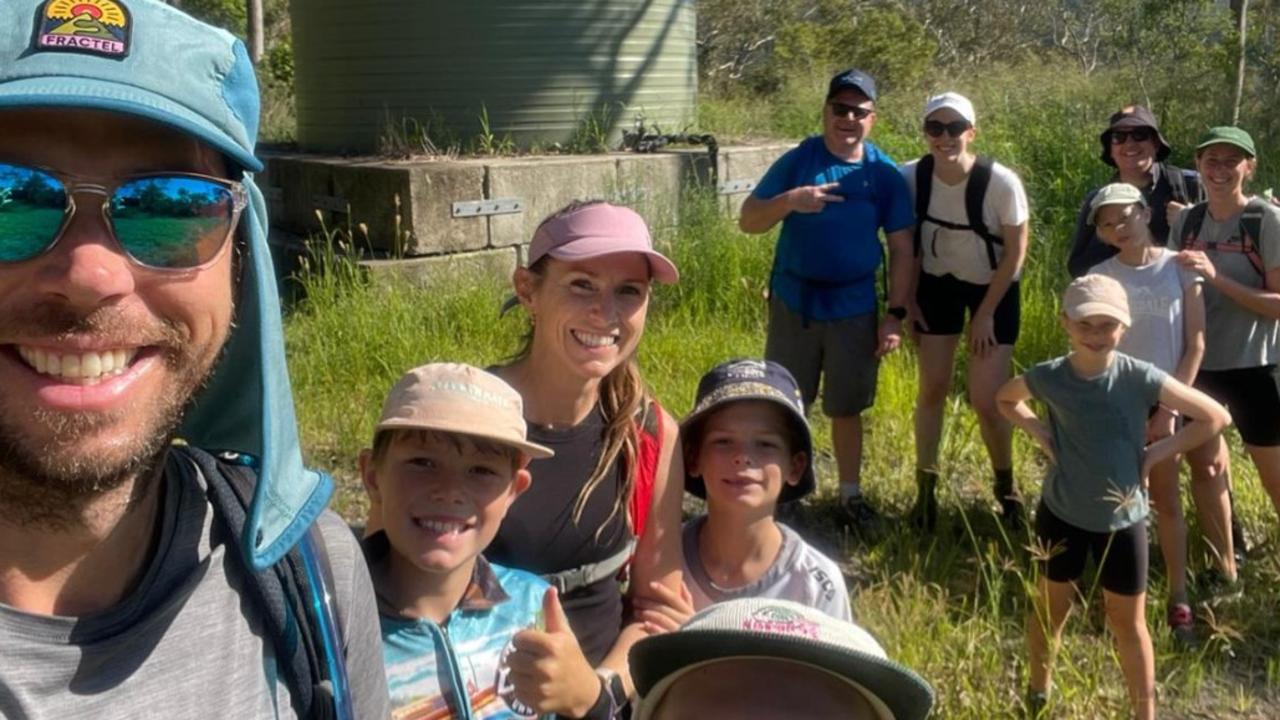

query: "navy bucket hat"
(1099, 105), (1172, 167)
(0, 0), (330, 571)
(681, 359), (816, 504)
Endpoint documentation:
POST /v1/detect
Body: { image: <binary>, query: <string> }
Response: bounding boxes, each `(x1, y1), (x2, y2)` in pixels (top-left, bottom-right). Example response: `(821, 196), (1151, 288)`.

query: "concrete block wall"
(259, 143), (792, 284)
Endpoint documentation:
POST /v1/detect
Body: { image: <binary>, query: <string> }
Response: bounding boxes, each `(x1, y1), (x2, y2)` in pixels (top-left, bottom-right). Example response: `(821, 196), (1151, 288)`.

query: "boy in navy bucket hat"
(0, 2), (387, 717)
(635, 360), (852, 632)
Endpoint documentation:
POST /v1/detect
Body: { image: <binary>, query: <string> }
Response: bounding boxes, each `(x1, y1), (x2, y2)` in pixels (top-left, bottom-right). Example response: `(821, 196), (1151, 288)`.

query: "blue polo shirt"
(753, 137), (914, 321)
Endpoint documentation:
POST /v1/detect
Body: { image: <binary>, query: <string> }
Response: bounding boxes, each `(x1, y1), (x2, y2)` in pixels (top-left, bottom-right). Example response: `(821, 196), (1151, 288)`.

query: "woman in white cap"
(487, 200), (687, 720)
(900, 91), (1030, 534)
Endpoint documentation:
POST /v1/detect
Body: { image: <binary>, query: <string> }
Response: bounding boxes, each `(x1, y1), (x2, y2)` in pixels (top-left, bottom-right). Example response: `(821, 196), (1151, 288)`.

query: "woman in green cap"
(1174, 126), (1280, 590)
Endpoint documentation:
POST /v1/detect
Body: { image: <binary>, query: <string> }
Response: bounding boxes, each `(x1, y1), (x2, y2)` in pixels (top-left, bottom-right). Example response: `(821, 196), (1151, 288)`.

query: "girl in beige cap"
(997, 274), (1230, 720)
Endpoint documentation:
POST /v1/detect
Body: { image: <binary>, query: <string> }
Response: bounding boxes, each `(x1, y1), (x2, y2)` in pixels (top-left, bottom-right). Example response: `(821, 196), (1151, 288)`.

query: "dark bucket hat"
(1099, 105), (1172, 167)
(681, 359), (815, 504)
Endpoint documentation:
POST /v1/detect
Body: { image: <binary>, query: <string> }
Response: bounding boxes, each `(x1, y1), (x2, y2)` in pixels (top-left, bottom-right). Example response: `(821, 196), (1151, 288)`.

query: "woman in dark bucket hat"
(1068, 105), (1204, 277)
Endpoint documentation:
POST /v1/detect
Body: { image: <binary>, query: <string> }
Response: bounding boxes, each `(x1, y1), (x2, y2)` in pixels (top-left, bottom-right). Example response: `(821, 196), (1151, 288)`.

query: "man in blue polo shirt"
(739, 68), (914, 534)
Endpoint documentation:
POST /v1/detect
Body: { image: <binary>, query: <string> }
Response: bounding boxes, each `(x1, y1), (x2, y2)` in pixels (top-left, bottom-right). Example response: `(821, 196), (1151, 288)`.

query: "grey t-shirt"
(0, 452), (390, 719)
(1090, 248), (1202, 375)
(681, 515), (852, 621)
(1024, 353), (1167, 533)
(1171, 201), (1280, 370)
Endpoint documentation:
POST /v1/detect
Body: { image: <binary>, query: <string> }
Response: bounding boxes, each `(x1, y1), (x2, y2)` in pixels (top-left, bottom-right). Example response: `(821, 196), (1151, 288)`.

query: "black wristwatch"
(583, 668), (627, 719)
(886, 305), (908, 321)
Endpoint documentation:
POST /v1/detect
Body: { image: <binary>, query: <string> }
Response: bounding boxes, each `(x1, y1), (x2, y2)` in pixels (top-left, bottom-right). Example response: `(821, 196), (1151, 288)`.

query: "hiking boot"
(842, 494), (885, 538)
(1025, 688), (1048, 719)
(998, 495), (1027, 533)
(1231, 515), (1248, 567)
(994, 471), (1025, 533)
(909, 470), (939, 532)
(1196, 567), (1243, 602)
(1167, 602), (1196, 647)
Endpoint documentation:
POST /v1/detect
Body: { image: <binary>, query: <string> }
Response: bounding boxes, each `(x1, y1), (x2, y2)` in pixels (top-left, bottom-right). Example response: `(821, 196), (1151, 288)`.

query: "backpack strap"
(914, 155), (1002, 270)
(913, 154), (934, 258)
(629, 399), (663, 542)
(1164, 164), (1190, 204)
(965, 156), (1002, 270)
(176, 444), (341, 720)
(1239, 198), (1268, 277)
(1183, 200), (1266, 277)
(546, 400), (663, 596)
(1181, 203), (1209, 251)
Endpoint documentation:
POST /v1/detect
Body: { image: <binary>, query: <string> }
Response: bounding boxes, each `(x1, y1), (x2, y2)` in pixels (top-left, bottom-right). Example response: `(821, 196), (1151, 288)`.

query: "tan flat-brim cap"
(1063, 274), (1131, 327)
(377, 363), (553, 459)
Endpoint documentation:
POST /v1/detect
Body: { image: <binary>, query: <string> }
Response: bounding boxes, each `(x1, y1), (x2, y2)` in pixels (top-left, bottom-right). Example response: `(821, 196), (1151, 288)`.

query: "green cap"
(1196, 126), (1256, 157)
(1087, 183), (1147, 224)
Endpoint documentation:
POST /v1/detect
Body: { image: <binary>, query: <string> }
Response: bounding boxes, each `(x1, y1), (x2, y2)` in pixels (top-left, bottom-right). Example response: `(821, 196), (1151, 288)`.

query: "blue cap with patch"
(681, 359), (816, 504)
(0, 0), (330, 571)
(827, 68), (877, 102)
(0, 0), (262, 173)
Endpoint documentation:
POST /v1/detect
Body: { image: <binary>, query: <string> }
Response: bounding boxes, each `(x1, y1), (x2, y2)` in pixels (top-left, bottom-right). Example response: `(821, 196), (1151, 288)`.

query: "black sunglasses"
(0, 162), (246, 270)
(828, 102), (874, 120)
(1110, 128), (1155, 144)
(924, 120), (971, 138)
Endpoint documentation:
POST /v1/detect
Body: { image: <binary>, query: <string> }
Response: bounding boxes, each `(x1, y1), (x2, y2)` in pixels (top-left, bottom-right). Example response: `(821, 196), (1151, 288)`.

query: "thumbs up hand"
(509, 587), (602, 717)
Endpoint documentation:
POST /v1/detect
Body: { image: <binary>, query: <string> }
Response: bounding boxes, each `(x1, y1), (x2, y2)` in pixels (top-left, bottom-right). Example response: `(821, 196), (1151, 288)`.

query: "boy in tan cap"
(996, 275), (1230, 719)
(359, 363), (560, 719)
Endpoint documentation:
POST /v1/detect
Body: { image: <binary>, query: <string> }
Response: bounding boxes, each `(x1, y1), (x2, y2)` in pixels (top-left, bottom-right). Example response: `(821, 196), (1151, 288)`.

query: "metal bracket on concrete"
(717, 179), (757, 195)
(311, 194), (349, 213)
(452, 198), (524, 218)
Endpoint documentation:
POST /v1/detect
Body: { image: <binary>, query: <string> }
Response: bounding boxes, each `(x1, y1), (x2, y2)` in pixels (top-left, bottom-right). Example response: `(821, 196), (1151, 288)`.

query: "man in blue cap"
(739, 68), (915, 535)
(0, 1), (388, 717)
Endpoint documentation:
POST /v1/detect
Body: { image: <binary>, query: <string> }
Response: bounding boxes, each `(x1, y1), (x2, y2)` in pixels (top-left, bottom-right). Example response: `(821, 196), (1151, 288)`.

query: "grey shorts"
(765, 296), (879, 417)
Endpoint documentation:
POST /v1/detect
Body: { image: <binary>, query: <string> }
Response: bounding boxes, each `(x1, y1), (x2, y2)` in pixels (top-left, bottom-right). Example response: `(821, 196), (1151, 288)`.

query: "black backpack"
(176, 444), (350, 720)
(1180, 197), (1274, 278)
(913, 154), (1002, 269)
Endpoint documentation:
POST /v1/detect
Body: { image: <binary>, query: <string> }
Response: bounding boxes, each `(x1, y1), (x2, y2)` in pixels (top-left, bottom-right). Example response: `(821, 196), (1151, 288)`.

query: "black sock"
(994, 468), (1016, 500)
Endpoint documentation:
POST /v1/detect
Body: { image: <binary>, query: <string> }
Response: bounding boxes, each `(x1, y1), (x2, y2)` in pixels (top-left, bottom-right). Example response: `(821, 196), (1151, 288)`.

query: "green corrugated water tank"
(289, 1), (697, 153)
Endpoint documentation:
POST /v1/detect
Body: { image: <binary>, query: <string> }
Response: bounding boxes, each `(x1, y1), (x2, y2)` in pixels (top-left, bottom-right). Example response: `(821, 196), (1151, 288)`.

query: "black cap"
(681, 359), (815, 504)
(827, 68), (877, 102)
(1099, 105), (1172, 166)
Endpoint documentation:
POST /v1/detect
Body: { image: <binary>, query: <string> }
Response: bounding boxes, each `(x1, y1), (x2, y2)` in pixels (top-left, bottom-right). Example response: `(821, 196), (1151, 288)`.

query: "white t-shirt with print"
(680, 515), (852, 622)
(902, 158), (1029, 285)
(1091, 248), (1202, 375)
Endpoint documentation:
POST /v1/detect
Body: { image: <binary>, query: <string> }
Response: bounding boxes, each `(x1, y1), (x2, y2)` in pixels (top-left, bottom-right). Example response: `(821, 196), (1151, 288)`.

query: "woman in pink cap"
(488, 200), (688, 719)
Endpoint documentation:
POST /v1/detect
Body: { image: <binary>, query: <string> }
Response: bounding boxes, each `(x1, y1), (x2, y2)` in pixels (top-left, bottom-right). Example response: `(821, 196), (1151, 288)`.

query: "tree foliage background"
(697, 0), (1280, 142)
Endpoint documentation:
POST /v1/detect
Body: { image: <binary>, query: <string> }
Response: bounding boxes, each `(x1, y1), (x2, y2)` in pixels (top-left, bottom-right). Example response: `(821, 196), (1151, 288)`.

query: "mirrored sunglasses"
(0, 162), (247, 270)
(1110, 128), (1155, 144)
(924, 120), (971, 138)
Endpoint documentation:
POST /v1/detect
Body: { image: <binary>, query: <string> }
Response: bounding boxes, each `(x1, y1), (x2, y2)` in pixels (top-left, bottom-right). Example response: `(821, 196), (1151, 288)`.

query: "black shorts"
(1035, 501), (1148, 596)
(1194, 365), (1280, 447)
(914, 272), (1020, 344)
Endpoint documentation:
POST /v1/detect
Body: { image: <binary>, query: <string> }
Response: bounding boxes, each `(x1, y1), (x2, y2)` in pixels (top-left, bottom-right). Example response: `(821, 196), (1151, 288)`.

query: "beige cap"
(376, 363), (553, 459)
(1086, 183), (1147, 225)
(1063, 274), (1131, 327)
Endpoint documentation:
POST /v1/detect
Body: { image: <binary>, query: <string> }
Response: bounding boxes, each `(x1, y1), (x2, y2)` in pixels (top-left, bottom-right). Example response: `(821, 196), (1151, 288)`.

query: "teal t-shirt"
(1024, 353), (1168, 532)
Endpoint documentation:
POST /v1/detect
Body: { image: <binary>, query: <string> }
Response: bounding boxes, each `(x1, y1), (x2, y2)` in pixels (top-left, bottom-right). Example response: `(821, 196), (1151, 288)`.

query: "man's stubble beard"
(0, 304), (227, 530)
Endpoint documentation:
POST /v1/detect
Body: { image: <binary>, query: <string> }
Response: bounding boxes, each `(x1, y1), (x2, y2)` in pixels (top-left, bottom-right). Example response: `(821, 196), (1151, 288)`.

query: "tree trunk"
(247, 0), (264, 64)
(1232, 0), (1249, 125)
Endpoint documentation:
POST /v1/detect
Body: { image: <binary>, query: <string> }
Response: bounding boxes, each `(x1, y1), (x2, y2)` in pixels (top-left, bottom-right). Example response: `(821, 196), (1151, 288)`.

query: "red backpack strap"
(629, 399), (663, 540)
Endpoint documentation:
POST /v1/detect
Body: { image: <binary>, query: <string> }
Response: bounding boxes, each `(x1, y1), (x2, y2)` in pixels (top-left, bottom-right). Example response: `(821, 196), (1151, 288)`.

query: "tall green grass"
(285, 64), (1280, 717)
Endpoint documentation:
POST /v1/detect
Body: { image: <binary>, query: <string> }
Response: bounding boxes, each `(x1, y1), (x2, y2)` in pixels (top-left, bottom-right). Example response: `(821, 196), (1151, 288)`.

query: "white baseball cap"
(923, 92), (976, 126)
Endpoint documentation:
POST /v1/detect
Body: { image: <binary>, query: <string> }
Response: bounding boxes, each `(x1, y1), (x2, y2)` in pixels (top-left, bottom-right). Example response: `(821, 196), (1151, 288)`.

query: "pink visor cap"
(528, 203), (680, 283)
